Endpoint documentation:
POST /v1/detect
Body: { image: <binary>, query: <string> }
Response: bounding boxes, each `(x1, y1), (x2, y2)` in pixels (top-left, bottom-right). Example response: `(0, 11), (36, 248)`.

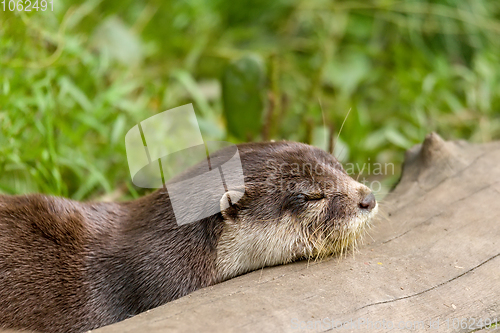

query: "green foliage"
(1, 0), (500, 200)
(222, 55), (265, 141)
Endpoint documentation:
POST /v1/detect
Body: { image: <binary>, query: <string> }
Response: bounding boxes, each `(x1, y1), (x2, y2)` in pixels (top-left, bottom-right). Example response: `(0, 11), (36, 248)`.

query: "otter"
(0, 141), (377, 333)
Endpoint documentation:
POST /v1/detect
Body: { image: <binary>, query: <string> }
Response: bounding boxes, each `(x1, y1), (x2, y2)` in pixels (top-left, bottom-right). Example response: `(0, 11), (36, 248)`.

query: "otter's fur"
(0, 142), (377, 332)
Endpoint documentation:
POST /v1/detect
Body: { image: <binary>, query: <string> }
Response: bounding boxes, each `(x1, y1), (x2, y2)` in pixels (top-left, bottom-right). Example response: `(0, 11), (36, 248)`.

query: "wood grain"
(94, 133), (500, 333)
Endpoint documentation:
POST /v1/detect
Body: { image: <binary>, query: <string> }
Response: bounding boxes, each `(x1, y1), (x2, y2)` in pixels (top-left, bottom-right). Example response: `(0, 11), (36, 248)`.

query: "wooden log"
(94, 133), (500, 333)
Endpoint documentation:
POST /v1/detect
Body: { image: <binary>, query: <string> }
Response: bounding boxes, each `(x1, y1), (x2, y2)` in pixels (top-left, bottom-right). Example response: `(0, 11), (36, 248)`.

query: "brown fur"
(0, 142), (376, 332)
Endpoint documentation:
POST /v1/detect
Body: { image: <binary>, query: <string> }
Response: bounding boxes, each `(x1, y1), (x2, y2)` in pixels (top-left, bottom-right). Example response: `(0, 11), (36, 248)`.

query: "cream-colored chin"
(215, 206), (378, 282)
(215, 217), (311, 282)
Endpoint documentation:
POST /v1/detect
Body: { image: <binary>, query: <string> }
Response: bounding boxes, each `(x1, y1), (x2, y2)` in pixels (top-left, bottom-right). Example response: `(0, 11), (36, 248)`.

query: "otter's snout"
(359, 192), (376, 211)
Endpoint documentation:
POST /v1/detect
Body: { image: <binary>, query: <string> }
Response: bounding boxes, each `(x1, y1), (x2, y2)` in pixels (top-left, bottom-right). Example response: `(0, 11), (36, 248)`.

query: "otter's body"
(0, 142), (377, 333)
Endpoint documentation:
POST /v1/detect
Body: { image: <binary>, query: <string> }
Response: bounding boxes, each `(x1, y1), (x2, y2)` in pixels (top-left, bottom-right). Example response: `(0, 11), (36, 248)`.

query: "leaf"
(385, 127), (413, 149)
(222, 54), (265, 141)
(323, 52), (371, 97)
(172, 70), (214, 116)
(110, 114), (126, 146)
(91, 16), (143, 66)
(58, 76), (93, 112)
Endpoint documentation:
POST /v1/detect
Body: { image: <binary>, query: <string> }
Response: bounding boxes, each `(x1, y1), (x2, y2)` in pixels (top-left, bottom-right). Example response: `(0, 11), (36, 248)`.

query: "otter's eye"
(296, 193), (306, 201)
(285, 193), (324, 213)
(303, 192), (325, 201)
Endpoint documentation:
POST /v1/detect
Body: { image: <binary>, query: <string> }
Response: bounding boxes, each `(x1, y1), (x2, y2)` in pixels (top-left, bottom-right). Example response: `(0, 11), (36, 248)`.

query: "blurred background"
(1, 0), (500, 201)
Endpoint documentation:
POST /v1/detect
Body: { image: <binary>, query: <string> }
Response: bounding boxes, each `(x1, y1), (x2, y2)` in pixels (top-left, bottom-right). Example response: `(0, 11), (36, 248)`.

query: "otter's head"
(215, 141), (378, 281)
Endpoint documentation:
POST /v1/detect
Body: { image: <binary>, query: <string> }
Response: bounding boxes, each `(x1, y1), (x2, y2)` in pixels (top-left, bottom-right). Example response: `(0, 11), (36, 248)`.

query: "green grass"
(1, 0), (500, 200)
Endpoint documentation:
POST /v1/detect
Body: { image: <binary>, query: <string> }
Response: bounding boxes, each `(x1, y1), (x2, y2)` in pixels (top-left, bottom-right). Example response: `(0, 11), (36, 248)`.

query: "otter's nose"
(359, 192), (376, 211)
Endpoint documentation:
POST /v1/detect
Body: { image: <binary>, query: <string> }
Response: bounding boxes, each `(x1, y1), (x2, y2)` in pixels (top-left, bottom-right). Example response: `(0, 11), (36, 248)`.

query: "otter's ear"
(219, 190), (244, 220)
